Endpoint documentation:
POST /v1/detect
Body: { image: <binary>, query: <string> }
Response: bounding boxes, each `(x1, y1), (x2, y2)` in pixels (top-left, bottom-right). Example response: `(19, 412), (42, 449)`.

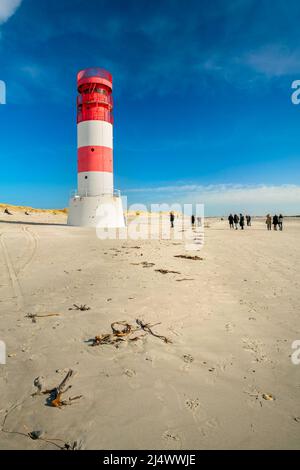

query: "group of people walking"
(228, 213), (284, 230)
(228, 213), (251, 230)
(265, 214), (284, 231)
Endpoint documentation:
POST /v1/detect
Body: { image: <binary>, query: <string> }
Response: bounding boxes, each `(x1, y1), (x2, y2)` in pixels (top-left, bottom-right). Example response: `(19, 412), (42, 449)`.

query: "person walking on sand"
(239, 213), (245, 230)
(197, 216), (202, 227)
(266, 214), (272, 231)
(273, 214), (279, 231)
(278, 214), (283, 231)
(233, 213), (239, 230)
(170, 211), (175, 228)
(246, 215), (251, 227)
(228, 213), (234, 229)
(191, 215), (195, 227)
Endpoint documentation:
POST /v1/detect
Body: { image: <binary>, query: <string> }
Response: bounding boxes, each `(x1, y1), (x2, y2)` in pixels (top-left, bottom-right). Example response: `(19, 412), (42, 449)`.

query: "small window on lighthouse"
(85, 176), (88, 179)
(96, 88), (107, 95)
(91, 148), (95, 152)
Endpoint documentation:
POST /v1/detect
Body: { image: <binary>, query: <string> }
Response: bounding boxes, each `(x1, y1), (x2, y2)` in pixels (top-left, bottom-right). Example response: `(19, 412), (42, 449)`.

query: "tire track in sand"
(0, 232), (24, 310)
(17, 226), (39, 275)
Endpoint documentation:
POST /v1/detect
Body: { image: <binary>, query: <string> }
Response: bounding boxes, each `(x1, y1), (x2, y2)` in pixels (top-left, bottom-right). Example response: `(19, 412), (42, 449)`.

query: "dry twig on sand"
(69, 304), (90, 311)
(174, 255), (203, 261)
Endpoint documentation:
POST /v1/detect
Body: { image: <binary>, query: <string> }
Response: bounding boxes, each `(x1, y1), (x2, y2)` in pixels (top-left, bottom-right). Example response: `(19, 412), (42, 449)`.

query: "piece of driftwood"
(69, 304), (90, 311)
(174, 255), (203, 260)
(176, 278), (195, 282)
(4, 208), (12, 215)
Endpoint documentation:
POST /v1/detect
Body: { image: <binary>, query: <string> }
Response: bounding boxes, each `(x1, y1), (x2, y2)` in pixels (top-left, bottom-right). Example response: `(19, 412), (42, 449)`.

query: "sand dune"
(0, 209), (299, 449)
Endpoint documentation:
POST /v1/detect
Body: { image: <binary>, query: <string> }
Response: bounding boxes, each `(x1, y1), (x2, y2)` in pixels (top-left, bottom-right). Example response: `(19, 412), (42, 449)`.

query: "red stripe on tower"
(78, 146), (113, 172)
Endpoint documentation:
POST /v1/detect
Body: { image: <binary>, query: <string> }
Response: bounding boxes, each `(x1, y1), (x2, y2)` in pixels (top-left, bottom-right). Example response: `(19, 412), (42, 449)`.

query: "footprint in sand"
(124, 369), (136, 378)
(242, 337), (268, 363)
(162, 431), (182, 449)
(225, 322), (235, 332)
(183, 354), (194, 364)
(185, 398), (200, 412)
(180, 354), (194, 372)
(198, 417), (219, 438)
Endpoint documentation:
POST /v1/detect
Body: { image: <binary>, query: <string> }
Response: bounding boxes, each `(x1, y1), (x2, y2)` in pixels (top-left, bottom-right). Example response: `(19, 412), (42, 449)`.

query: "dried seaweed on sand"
(130, 261), (155, 268)
(69, 304), (90, 311)
(155, 269), (181, 275)
(174, 255), (203, 261)
(90, 319), (171, 347)
(25, 313), (60, 323)
(33, 369), (82, 408)
(136, 319), (172, 343)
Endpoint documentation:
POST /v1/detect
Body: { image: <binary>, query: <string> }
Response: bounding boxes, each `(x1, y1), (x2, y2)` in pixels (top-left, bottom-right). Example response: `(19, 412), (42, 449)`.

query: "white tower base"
(67, 194), (125, 228)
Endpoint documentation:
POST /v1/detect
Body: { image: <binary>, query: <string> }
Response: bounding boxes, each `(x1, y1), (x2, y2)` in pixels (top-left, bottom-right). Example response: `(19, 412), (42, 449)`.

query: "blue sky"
(0, 0), (300, 214)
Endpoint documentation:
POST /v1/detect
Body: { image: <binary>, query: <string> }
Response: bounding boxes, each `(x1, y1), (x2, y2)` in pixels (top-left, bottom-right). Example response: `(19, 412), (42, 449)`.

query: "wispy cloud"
(125, 184), (300, 215)
(0, 0), (23, 24)
(244, 45), (300, 77)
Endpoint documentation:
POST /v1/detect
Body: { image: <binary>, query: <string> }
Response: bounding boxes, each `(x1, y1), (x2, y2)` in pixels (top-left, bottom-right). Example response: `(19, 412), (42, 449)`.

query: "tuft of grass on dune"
(0, 203), (68, 215)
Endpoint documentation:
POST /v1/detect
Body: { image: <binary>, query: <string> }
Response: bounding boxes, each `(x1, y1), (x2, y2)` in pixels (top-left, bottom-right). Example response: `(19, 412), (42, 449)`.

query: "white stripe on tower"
(77, 120), (113, 149)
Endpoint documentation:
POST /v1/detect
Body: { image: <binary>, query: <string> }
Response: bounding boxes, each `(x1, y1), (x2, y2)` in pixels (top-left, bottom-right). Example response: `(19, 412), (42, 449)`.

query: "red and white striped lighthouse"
(68, 68), (125, 227)
(77, 67), (113, 196)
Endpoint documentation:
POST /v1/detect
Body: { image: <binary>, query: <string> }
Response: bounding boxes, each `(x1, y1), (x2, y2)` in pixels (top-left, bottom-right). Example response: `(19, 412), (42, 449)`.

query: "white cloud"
(126, 184), (300, 216)
(244, 45), (300, 77)
(0, 0), (23, 25)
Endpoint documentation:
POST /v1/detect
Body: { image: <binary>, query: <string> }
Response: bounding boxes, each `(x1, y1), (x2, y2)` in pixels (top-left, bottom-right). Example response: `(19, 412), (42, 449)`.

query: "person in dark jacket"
(170, 211), (175, 228)
(191, 215), (195, 227)
(278, 214), (283, 231)
(233, 214), (239, 230)
(246, 215), (251, 226)
(228, 214), (234, 229)
(273, 214), (279, 231)
(239, 213), (245, 230)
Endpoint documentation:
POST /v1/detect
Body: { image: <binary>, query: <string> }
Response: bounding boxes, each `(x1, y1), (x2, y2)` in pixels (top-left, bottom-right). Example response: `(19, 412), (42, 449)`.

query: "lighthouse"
(68, 67), (125, 228)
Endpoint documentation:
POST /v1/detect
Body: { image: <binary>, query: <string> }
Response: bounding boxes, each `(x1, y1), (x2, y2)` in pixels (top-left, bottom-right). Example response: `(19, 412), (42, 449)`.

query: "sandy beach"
(0, 209), (300, 450)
